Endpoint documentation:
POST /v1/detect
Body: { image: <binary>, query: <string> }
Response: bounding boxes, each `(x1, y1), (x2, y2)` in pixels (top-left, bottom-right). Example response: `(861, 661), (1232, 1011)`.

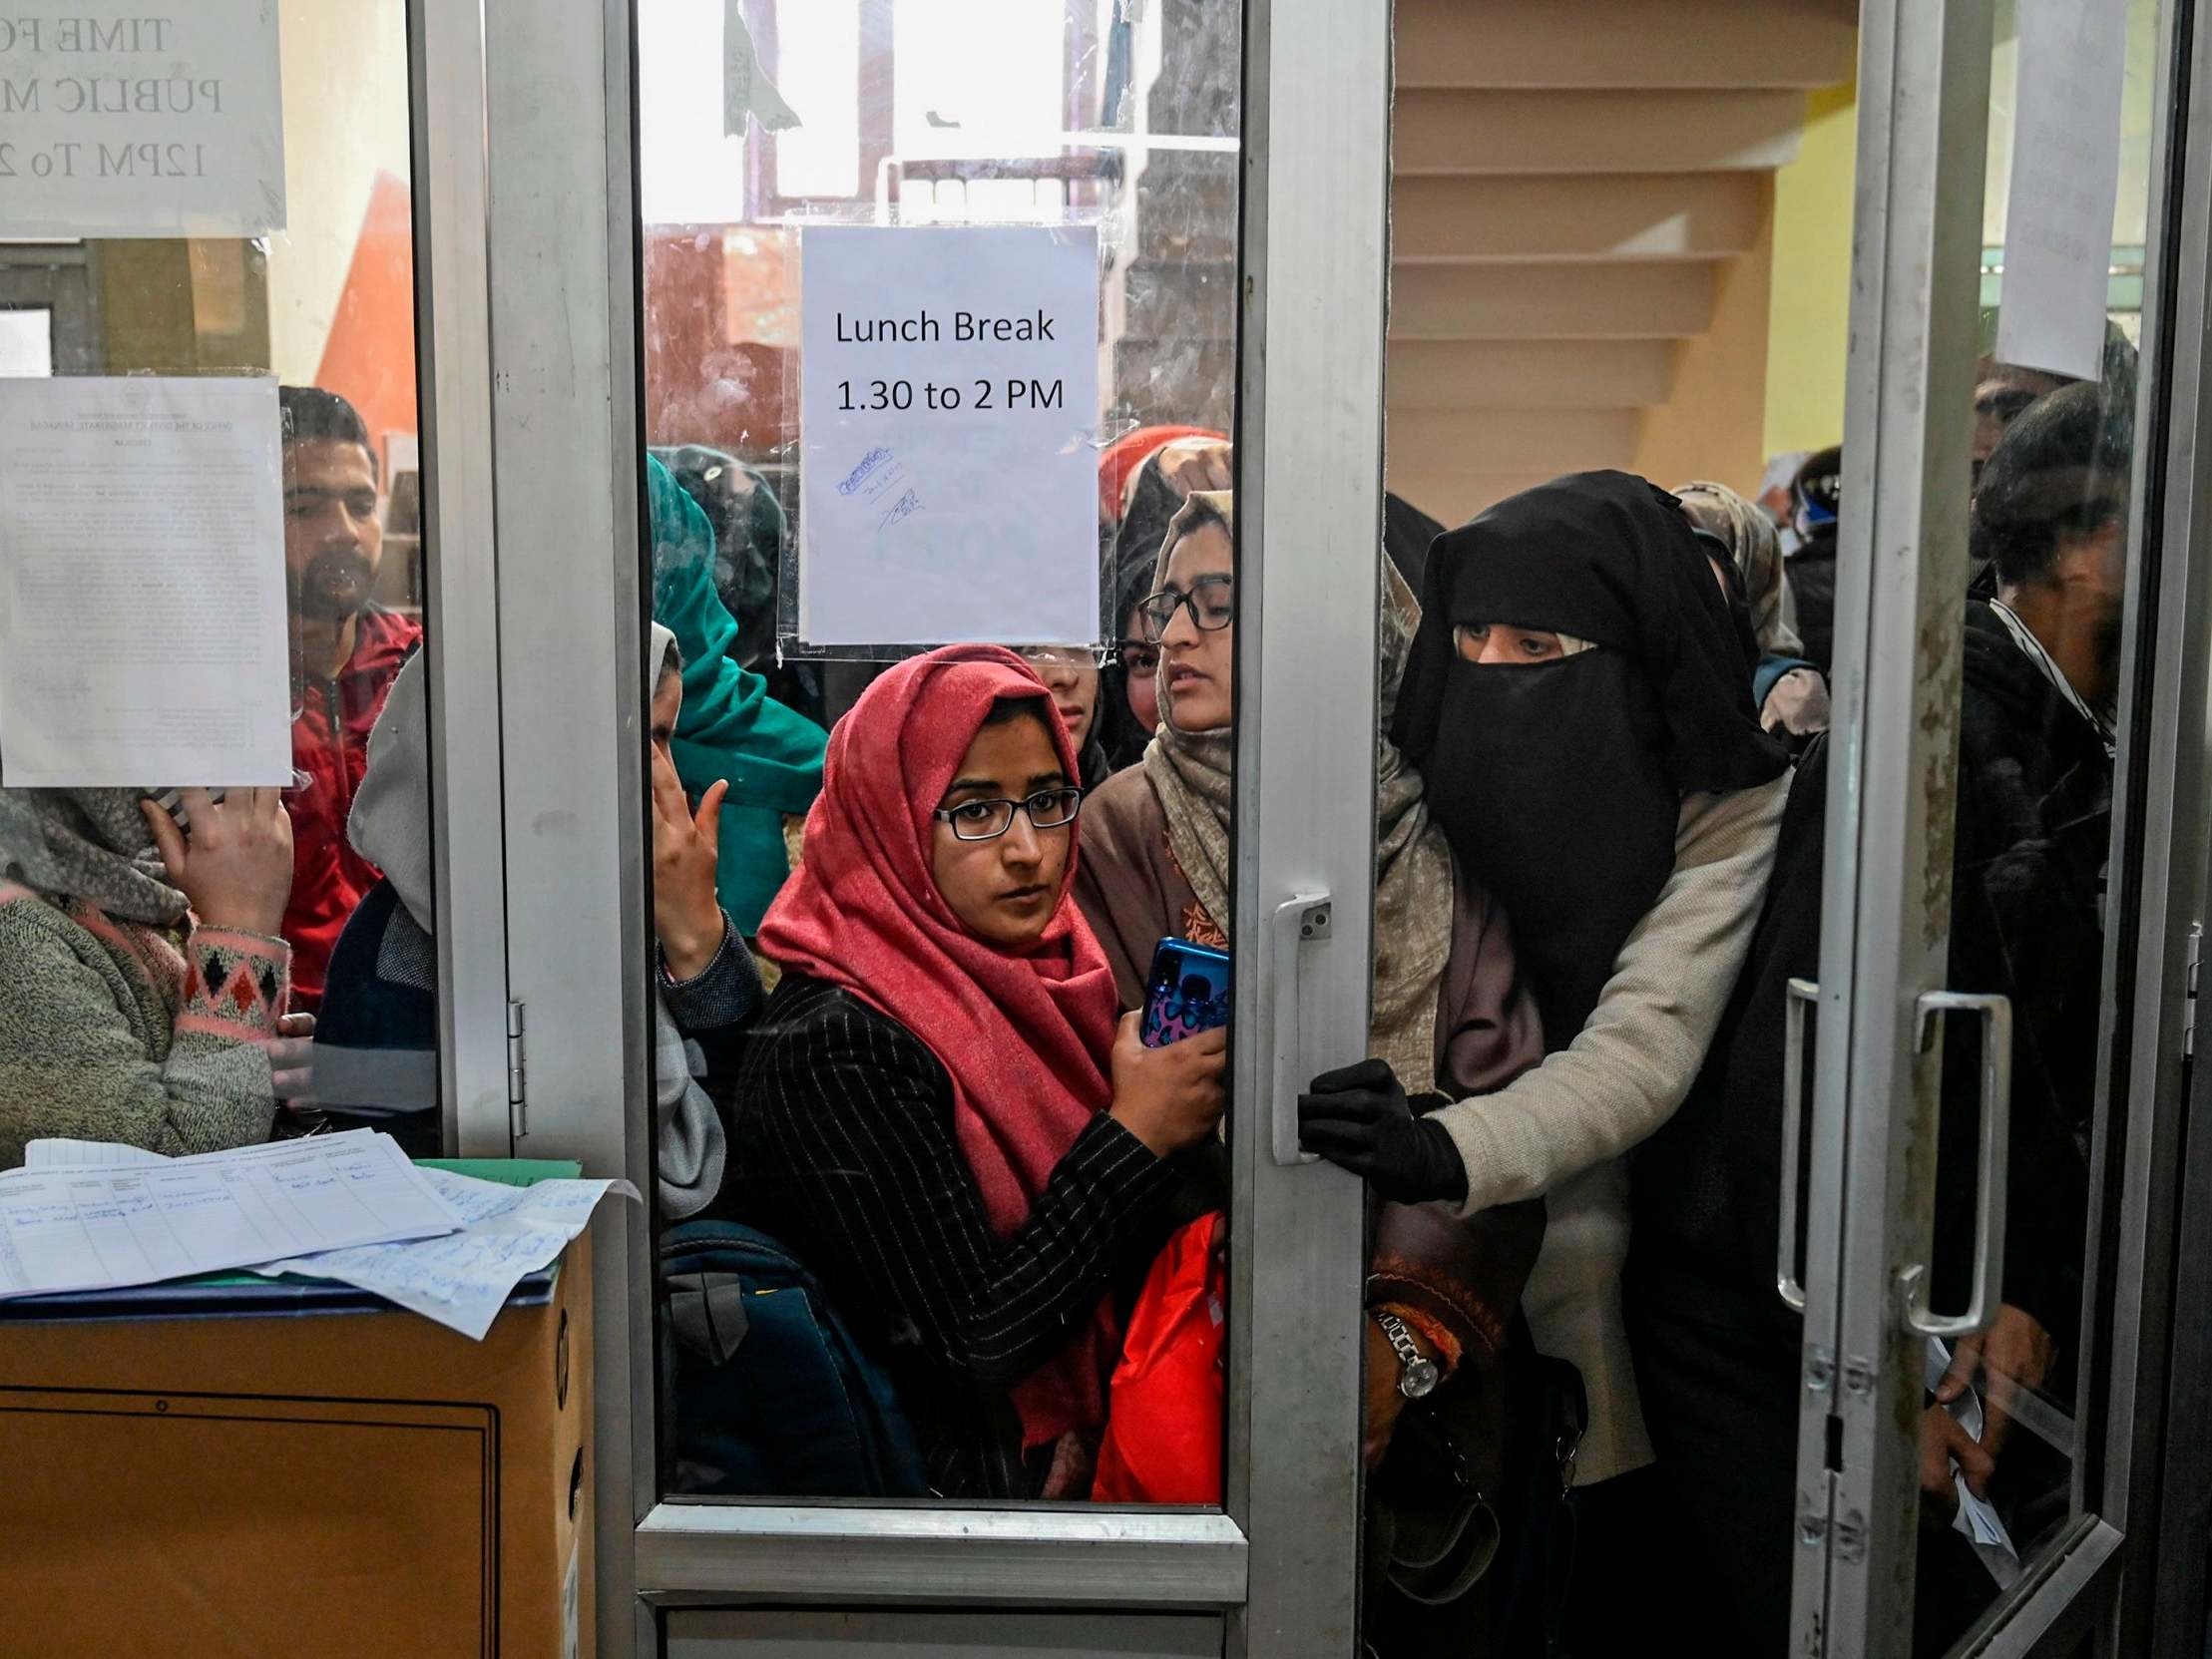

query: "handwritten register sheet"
(0, 375), (293, 788)
(0, 1131), (462, 1299)
(253, 1168), (636, 1341)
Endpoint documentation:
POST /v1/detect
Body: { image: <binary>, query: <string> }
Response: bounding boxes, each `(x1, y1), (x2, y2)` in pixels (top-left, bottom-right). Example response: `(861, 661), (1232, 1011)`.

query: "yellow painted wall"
(1763, 80), (1856, 461)
(1632, 183), (1776, 501)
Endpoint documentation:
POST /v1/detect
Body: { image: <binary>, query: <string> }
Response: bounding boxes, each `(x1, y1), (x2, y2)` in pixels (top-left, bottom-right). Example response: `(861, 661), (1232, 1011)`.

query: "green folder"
(417, 1157), (585, 1187)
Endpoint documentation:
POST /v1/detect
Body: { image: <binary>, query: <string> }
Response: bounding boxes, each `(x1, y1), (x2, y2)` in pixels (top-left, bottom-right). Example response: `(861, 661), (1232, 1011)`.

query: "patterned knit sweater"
(0, 882), (289, 1170)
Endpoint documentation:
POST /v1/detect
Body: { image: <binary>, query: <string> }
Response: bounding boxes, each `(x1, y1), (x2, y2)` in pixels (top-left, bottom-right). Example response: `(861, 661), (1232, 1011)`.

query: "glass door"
(477, 0), (1395, 1651)
(1790, 0), (2208, 1652)
(0, 0), (506, 1163)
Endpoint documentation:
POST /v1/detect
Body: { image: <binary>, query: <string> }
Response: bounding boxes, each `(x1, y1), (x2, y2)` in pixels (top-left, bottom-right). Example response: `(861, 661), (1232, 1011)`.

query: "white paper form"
(0, 1131), (461, 1299)
(0, 375), (293, 788)
(798, 223), (1102, 647)
(1994, 0), (2130, 382)
(21, 1137), (167, 1168)
(254, 1168), (635, 1341)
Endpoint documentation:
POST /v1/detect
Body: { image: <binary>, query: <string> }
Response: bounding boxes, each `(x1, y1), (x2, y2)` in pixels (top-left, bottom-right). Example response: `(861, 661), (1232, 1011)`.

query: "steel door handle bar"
(1270, 891), (1330, 1168)
(1778, 978), (1819, 1312)
(1903, 989), (2012, 1341)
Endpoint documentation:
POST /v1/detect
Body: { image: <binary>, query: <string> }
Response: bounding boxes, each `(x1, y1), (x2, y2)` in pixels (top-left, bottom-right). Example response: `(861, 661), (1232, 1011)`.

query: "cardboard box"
(0, 1232), (594, 1658)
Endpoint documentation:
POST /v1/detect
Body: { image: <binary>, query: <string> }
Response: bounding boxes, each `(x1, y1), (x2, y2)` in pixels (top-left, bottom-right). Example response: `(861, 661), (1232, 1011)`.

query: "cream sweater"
(1434, 771), (1791, 1484)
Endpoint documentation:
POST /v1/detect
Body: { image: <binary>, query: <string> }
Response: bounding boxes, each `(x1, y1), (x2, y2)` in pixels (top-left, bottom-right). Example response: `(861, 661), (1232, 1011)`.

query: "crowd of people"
(0, 315), (2133, 1653)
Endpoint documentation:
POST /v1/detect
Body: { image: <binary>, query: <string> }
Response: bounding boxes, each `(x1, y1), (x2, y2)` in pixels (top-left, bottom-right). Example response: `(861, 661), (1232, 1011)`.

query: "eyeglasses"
(1135, 575), (1235, 644)
(1114, 639), (1160, 675)
(933, 786), (1086, 842)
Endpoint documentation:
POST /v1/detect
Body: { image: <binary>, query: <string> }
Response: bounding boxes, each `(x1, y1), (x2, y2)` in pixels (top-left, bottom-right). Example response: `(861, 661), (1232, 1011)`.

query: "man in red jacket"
(278, 386), (421, 1014)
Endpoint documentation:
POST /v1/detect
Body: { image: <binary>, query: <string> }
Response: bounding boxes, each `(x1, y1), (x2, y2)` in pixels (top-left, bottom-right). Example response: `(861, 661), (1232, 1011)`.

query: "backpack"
(658, 1218), (927, 1497)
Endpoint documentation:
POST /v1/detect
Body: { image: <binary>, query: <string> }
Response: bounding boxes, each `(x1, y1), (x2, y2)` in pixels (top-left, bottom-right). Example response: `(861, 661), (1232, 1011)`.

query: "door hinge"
(507, 1000), (528, 1136)
(2184, 925), (2202, 1059)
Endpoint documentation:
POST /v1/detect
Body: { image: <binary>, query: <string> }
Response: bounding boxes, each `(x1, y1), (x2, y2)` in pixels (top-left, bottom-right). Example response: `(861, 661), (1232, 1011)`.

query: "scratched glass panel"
(637, 0), (1243, 1507)
(1921, 2), (2156, 1646)
(0, 0), (437, 1189)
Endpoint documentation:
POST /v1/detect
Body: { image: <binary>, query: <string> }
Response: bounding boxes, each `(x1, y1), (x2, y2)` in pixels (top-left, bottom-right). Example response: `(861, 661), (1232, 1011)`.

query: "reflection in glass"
(0, 0), (432, 1168)
(1916, 7), (2150, 1644)
(642, 0), (1245, 1505)
(1343, 0), (2156, 1641)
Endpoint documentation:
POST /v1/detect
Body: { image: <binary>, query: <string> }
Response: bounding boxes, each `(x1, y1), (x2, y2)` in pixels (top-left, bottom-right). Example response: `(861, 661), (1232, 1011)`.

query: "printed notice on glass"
(0, 3), (285, 237)
(798, 224), (1102, 647)
(0, 376), (293, 789)
(1994, 0), (2129, 383)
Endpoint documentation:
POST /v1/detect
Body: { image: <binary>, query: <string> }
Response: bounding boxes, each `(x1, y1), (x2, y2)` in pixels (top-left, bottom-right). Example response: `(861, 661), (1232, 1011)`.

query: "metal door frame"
(474, 0), (1393, 1652)
(410, 0), (517, 1159)
(1796, 0), (2212, 1654)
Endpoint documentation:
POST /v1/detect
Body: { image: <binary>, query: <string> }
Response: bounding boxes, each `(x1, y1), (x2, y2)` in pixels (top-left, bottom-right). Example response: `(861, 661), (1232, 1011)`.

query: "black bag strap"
(1540, 1356), (1590, 1659)
(664, 1269), (750, 1365)
(1370, 1394), (1504, 1607)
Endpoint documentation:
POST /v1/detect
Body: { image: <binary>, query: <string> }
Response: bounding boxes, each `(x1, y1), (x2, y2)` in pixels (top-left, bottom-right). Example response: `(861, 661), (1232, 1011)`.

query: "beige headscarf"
(1141, 490), (1457, 1090)
(1676, 479), (1804, 657)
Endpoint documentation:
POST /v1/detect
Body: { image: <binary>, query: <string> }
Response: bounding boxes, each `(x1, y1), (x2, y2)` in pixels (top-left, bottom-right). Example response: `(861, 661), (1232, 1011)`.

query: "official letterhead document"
(0, 375), (293, 788)
(0, 1130), (462, 1299)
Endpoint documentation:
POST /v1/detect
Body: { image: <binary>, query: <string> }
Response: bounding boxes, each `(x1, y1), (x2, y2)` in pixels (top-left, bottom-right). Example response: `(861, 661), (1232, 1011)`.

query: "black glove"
(1297, 1057), (1468, 1205)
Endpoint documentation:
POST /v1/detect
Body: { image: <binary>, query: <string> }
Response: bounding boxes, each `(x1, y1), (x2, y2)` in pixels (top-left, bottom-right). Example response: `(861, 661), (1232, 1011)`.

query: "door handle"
(1778, 978), (1819, 1312)
(1902, 990), (2012, 1341)
(1269, 891), (1331, 1168)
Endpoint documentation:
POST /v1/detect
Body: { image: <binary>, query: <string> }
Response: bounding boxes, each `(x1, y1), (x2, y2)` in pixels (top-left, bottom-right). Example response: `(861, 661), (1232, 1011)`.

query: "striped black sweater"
(724, 972), (1176, 1497)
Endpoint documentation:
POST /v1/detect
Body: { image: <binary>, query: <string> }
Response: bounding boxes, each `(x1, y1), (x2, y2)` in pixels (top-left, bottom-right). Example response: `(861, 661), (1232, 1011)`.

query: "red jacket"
(283, 609), (421, 1014)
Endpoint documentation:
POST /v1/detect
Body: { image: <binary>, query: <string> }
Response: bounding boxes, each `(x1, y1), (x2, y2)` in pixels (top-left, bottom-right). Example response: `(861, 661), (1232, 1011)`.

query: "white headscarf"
(348, 650), (434, 930)
(646, 620), (726, 1219)
(347, 625), (725, 1219)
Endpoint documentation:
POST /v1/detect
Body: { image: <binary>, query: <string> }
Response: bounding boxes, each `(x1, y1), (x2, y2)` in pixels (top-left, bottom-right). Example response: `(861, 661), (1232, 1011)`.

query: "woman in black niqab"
(1300, 471), (1796, 1656)
(1394, 470), (1789, 1046)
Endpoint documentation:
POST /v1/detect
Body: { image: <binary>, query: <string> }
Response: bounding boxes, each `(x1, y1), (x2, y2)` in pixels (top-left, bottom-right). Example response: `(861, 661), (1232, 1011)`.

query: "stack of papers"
(0, 1132), (461, 1298)
(2, 1132), (630, 1341)
(253, 1166), (631, 1341)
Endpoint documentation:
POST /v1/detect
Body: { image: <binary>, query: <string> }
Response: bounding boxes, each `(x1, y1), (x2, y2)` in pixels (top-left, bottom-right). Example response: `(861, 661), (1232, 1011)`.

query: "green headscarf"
(649, 456), (827, 933)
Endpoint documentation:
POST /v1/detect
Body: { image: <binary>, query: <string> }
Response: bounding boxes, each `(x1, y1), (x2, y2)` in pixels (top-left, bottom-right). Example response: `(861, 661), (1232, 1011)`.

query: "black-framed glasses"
(1114, 638), (1160, 675)
(933, 786), (1086, 842)
(1135, 575), (1235, 643)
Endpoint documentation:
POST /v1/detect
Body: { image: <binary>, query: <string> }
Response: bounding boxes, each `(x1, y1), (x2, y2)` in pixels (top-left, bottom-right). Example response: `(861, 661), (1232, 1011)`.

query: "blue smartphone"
(1140, 937), (1233, 1047)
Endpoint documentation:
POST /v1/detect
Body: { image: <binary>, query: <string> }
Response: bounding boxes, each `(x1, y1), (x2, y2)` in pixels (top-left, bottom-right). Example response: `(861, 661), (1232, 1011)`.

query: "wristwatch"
(1373, 1310), (1440, 1401)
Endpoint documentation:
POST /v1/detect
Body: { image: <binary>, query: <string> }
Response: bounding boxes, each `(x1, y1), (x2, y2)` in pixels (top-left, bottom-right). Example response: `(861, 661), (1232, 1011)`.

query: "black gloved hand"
(1297, 1057), (1468, 1205)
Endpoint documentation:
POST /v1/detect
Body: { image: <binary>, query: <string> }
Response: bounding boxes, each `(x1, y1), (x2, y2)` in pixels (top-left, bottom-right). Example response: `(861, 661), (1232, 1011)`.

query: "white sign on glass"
(1994, 0), (2129, 383)
(797, 223), (1102, 647)
(0, 376), (294, 789)
(0, 2), (286, 237)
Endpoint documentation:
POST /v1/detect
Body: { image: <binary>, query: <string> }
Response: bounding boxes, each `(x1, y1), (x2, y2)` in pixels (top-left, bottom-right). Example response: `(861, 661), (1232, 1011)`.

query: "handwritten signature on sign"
(838, 447), (925, 531)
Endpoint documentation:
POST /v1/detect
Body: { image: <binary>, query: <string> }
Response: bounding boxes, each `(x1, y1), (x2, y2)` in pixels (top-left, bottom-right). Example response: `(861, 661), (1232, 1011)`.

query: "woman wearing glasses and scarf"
(1075, 495), (1549, 1604)
(1077, 491), (1538, 1104)
(1298, 472), (1794, 1652)
(726, 646), (1227, 1499)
